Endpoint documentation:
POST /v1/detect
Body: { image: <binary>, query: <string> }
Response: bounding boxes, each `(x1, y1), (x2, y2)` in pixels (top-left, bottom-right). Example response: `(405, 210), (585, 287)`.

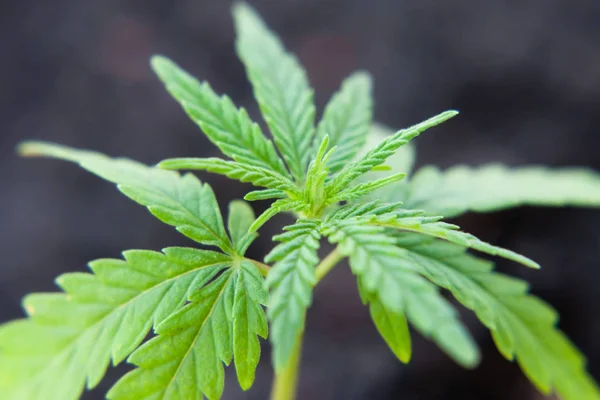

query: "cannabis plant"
(2, 3), (600, 400)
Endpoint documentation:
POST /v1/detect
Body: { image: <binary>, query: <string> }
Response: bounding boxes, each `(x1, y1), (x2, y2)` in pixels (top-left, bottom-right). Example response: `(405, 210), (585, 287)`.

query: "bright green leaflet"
(327, 110), (458, 196)
(356, 123), (416, 203)
(228, 200), (259, 255)
(233, 3), (316, 182)
(392, 232), (600, 400)
(264, 221), (321, 371)
(18, 141), (233, 254)
(403, 163), (600, 217)
(312, 71), (373, 174)
(324, 220), (479, 369)
(108, 261), (268, 400)
(159, 157), (298, 193)
(0, 248), (231, 400)
(151, 56), (289, 177)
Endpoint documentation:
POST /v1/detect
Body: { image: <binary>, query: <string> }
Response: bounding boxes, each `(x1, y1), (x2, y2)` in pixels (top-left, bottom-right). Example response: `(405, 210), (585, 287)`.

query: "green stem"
(314, 248), (343, 282)
(270, 336), (303, 400)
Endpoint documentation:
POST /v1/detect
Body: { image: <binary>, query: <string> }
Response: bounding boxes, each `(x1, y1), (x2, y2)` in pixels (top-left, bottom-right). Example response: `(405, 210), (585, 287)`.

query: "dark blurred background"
(1, 0), (600, 399)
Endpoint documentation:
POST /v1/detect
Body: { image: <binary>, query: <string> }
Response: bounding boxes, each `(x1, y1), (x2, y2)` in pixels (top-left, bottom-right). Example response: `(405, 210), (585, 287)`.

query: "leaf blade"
(233, 2), (316, 181)
(264, 220), (321, 370)
(159, 157), (298, 193)
(394, 232), (600, 400)
(19, 141), (233, 252)
(327, 111), (457, 195)
(0, 248), (231, 400)
(314, 71), (373, 174)
(151, 55), (289, 177)
(403, 163), (600, 218)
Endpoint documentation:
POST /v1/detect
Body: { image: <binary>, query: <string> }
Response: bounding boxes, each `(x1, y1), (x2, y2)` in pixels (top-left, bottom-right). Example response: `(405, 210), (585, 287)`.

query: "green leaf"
(244, 188), (287, 201)
(0, 248), (231, 400)
(228, 200), (258, 255)
(352, 207), (540, 269)
(357, 281), (412, 364)
(313, 72), (373, 174)
(19, 141), (233, 253)
(323, 220), (478, 368)
(249, 198), (307, 233)
(233, 2), (316, 181)
(107, 261), (268, 400)
(393, 232), (600, 400)
(327, 111), (457, 195)
(158, 157), (298, 193)
(233, 261), (270, 389)
(354, 123), (416, 203)
(332, 172), (406, 203)
(402, 163), (600, 218)
(264, 220), (321, 370)
(151, 55), (289, 177)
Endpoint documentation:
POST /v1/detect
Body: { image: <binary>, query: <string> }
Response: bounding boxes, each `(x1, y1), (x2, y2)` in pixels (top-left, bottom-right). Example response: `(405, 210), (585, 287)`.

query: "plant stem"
(270, 336), (303, 400)
(314, 248), (343, 282)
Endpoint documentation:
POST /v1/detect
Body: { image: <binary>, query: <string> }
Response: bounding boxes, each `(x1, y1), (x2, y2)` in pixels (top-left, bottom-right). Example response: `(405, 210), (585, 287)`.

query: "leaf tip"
(17, 141), (45, 157)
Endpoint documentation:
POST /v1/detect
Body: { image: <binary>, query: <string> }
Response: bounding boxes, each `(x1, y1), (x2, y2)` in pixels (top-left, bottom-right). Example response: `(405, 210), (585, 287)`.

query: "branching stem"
(315, 248), (344, 282)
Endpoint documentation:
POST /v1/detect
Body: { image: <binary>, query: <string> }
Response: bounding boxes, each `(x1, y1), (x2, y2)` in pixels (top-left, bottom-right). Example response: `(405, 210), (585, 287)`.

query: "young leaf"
(151, 56), (289, 177)
(393, 232), (600, 400)
(0, 248), (231, 400)
(233, 261), (270, 389)
(357, 281), (412, 364)
(228, 200), (258, 255)
(249, 198), (307, 233)
(19, 142), (233, 253)
(332, 172), (406, 203)
(264, 220), (321, 370)
(353, 209), (540, 269)
(327, 111), (457, 195)
(323, 221), (479, 368)
(354, 123), (416, 203)
(244, 188), (287, 201)
(402, 163), (600, 218)
(159, 157), (298, 193)
(233, 3), (316, 181)
(107, 261), (268, 400)
(313, 72), (373, 174)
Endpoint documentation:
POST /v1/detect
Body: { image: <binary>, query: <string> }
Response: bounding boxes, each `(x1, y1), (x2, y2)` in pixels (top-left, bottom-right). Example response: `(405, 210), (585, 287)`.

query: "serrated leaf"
(107, 261), (268, 400)
(326, 111), (457, 195)
(249, 198), (307, 233)
(159, 157), (298, 193)
(393, 232), (600, 400)
(402, 163), (600, 218)
(0, 248), (231, 400)
(151, 55), (289, 177)
(244, 188), (287, 201)
(233, 3), (316, 181)
(323, 220), (478, 368)
(228, 200), (258, 255)
(351, 207), (540, 269)
(19, 141), (233, 252)
(313, 72), (373, 174)
(233, 261), (269, 389)
(332, 172), (405, 203)
(264, 220), (321, 370)
(358, 282), (412, 363)
(354, 123), (416, 203)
